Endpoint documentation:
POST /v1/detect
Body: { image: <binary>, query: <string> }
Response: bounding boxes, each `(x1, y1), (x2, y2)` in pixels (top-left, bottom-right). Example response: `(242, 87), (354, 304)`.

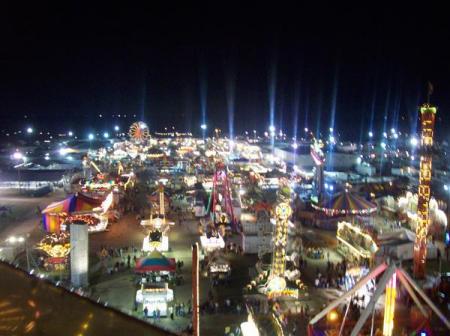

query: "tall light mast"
(413, 103), (437, 278)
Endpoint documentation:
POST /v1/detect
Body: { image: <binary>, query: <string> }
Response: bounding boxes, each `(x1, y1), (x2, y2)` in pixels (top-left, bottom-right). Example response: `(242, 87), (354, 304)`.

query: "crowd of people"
(305, 247), (325, 259)
(199, 298), (245, 315)
(314, 259), (351, 289)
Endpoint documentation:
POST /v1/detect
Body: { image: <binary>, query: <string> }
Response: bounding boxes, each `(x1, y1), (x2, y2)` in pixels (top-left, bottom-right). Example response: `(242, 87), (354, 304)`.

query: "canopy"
(312, 191), (377, 216)
(42, 193), (105, 233)
(135, 251), (176, 273)
(42, 196), (76, 233)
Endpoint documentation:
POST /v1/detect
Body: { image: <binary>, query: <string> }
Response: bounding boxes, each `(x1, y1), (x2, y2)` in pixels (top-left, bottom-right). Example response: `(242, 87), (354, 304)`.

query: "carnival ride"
(36, 232), (71, 270)
(414, 104), (437, 279)
(308, 261), (450, 336)
(312, 191), (378, 217)
(82, 156), (105, 181)
(246, 203), (306, 299)
(207, 162), (238, 232)
(336, 221), (378, 260)
(129, 121), (150, 142)
(141, 184), (174, 252)
(42, 192), (114, 234)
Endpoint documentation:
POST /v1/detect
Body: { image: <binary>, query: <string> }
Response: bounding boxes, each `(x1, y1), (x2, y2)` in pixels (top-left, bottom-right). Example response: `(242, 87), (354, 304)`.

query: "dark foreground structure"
(0, 261), (178, 336)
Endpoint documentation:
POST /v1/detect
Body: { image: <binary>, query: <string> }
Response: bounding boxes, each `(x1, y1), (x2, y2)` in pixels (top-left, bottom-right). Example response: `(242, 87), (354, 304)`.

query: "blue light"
(200, 124), (207, 130)
(103, 132), (109, 139)
(88, 133), (94, 140)
(114, 125), (120, 131)
(445, 232), (450, 246)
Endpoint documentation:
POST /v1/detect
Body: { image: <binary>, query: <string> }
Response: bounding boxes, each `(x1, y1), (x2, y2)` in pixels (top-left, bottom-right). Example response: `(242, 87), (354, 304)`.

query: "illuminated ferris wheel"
(129, 122), (150, 142)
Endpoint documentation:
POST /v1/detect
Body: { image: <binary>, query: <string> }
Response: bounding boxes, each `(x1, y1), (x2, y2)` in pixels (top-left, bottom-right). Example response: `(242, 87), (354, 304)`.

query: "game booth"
(206, 253), (231, 280)
(135, 282), (174, 317)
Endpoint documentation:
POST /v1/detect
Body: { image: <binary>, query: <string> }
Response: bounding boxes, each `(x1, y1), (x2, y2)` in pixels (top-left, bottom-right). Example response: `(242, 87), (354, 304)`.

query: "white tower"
(70, 222), (89, 287)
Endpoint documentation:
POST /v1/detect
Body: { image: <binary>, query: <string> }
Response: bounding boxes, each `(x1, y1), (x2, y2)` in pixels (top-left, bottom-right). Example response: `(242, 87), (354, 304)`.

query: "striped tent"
(42, 193), (104, 233)
(135, 250), (176, 273)
(312, 191), (377, 216)
(42, 196), (77, 233)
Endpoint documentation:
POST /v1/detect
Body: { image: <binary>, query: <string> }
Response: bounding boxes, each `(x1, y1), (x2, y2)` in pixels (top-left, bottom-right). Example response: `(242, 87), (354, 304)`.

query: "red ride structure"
(208, 162), (237, 231)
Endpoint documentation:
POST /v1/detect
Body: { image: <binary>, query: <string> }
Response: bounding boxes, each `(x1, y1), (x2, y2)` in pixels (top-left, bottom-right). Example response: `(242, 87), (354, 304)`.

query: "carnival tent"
(135, 251), (176, 273)
(42, 193), (106, 233)
(312, 191), (377, 216)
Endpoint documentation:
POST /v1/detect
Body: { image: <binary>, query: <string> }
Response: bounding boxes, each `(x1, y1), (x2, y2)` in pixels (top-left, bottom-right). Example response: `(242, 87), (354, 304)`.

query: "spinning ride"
(36, 232), (70, 269)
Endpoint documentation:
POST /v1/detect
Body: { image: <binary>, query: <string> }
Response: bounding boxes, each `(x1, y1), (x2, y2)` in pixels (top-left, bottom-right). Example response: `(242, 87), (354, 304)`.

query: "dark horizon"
(1, 3), (450, 141)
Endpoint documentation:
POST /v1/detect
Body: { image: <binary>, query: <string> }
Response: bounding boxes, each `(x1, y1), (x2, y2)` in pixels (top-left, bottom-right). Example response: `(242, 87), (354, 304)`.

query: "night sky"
(1, 3), (450, 140)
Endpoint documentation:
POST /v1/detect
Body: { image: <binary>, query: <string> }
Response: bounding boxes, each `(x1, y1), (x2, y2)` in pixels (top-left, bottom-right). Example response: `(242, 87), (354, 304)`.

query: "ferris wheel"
(129, 121), (150, 142)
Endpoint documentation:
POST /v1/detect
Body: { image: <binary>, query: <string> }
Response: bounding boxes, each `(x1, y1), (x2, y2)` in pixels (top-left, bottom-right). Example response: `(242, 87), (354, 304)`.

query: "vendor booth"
(135, 282), (174, 317)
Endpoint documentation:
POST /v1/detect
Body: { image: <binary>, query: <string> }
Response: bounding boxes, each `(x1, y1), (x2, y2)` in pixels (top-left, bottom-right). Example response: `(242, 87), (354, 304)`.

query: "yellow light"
(383, 273), (397, 336)
(327, 310), (339, 322)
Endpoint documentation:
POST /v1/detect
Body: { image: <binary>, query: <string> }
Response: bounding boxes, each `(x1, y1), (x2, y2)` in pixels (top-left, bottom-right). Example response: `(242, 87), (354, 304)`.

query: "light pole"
(200, 124), (207, 141)
(7, 235), (29, 271)
(12, 151), (25, 191)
